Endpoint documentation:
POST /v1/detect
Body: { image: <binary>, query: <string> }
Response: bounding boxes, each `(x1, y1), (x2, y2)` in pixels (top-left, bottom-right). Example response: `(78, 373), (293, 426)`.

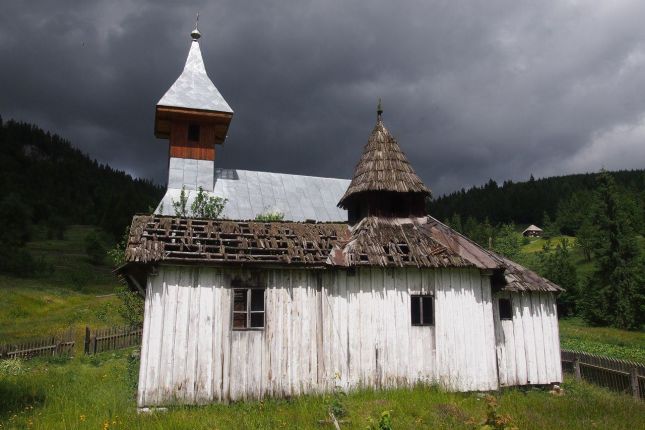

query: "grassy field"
(560, 318), (645, 362)
(0, 226), (123, 344)
(1, 350), (644, 430)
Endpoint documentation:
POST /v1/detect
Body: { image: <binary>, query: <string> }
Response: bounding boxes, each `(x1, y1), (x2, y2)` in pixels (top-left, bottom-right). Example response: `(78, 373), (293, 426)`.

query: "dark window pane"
(188, 123), (200, 141)
(422, 296), (433, 325)
(499, 298), (512, 320)
(233, 312), (247, 328)
(251, 289), (265, 312)
(250, 312), (264, 328)
(411, 296), (421, 325)
(233, 290), (247, 312)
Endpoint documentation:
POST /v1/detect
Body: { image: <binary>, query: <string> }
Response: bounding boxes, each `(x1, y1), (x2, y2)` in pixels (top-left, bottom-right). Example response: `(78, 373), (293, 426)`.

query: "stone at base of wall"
(137, 407), (168, 414)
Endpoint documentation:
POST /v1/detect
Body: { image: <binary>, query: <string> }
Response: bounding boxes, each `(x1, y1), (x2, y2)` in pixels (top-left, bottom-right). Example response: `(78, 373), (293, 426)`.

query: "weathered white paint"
(137, 265), (559, 407)
(493, 291), (562, 387)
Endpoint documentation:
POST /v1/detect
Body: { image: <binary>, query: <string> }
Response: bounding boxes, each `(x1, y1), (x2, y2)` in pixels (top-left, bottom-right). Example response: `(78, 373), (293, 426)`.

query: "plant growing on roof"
(172, 186), (189, 217)
(191, 186), (227, 219)
(255, 211), (285, 222)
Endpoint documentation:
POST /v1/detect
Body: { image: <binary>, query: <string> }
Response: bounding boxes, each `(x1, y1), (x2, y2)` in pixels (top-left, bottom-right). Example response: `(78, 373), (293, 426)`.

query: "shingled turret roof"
(338, 109), (430, 208)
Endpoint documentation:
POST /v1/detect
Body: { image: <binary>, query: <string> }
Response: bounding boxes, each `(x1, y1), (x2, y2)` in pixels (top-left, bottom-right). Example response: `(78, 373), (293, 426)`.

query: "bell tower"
(155, 22), (233, 191)
(338, 101), (431, 225)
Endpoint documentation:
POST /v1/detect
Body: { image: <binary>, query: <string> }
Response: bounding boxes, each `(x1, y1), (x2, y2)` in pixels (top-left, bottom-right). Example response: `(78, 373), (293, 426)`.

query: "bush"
(0, 248), (44, 277)
(108, 226), (129, 267)
(191, 187), (227, 219)
(125, 349), (140, 394)
(84, 231), (106, 265)
(0, 358), (25, 377)
(115, 285), (144, 326)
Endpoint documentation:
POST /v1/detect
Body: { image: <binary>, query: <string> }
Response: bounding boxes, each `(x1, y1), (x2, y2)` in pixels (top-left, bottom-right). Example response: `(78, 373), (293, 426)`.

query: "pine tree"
(580, 171), (644, 329)
(539, 238), (578, 316)
(575, 217), (596, 262)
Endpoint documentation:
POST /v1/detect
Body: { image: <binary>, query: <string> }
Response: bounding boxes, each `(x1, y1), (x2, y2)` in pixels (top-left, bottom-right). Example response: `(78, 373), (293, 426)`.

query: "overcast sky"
(2, 1), (645, 196)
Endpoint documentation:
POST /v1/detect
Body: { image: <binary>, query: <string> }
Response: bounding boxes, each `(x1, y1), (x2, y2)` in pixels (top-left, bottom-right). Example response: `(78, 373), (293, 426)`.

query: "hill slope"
(428, 170), (645, 228)
(0, 118), (164, 239)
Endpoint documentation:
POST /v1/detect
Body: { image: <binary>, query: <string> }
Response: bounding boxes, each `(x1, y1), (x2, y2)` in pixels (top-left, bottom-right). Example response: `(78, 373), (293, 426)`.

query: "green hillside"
(0, 118), (163, 239)
(428, 170), (645, 231)
(0, 225), (124, 344)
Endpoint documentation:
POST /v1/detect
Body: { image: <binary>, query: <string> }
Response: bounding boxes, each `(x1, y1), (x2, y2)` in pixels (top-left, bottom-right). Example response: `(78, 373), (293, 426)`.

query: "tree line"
(0, 117), (164, 275)
(438, 171), (644, 330)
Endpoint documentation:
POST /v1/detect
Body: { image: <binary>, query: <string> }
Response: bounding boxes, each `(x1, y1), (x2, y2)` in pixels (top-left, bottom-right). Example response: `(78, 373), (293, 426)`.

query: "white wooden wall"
(493, 291), (562, 387)
(137, 266), (500, 406)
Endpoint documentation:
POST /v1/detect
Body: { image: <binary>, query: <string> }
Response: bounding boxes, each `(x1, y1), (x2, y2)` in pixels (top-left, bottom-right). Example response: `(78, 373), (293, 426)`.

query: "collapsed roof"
(119, 214), (562, 293)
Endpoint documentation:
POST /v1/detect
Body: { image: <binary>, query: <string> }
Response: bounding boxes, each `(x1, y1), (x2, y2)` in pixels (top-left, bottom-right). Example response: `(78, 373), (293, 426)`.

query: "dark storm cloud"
(2, 1), (645, 195)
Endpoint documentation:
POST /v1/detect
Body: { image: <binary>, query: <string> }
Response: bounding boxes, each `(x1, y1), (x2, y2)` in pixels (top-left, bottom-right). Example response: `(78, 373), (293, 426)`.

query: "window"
(188, 123), (200, 142)
(498, 298), (512, 320)
(411, 295), (434, 326)
(233, 288), (265, 329)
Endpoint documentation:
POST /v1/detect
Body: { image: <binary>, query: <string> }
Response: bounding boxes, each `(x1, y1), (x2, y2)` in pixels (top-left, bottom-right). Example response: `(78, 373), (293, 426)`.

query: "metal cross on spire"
(377, 98), (383, 120)
(191, 13), (201, 40)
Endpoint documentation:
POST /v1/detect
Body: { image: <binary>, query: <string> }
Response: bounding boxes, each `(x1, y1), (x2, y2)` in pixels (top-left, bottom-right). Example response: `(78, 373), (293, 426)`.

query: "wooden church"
(119, 25), (563, 408)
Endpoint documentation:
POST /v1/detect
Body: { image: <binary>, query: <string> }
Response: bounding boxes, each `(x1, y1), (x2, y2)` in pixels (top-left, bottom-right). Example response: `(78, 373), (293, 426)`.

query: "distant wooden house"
(522, 225), (543, 237)
(118, 27), (563, 408)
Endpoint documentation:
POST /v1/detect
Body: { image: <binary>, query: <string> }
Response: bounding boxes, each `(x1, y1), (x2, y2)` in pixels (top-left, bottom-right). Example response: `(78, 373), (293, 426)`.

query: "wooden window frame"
(411, 294), (434, 326)
(498, 298), (513, 320)
(232, 288), (265, 330)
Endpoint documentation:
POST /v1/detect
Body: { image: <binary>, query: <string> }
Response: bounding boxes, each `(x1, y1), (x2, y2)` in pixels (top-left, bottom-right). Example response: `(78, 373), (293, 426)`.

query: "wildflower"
(80, 415), (86, 422)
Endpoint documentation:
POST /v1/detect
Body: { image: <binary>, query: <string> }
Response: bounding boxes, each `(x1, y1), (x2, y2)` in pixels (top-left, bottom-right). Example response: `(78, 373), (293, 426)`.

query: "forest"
(0, 118), (163, 275)
(430, 170), (644, 330)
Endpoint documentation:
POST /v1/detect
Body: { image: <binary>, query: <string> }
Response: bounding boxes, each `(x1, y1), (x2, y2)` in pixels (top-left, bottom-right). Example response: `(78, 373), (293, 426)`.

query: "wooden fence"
(84, 325), (143, 355)
(561, 349), (644, 400)
(0, 328), (75, 360)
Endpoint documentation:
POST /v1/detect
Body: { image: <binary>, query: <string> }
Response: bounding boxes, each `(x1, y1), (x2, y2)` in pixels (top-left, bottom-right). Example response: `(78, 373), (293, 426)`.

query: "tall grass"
(1, 350), (643, 429)
(0, 225), (124, 343)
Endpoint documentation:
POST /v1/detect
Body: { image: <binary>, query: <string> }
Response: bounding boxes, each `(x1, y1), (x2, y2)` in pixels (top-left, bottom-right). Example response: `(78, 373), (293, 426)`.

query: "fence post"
(84, 326), (90, 355)
(573, 353), (581, 380)
(630, 366), (640, 400)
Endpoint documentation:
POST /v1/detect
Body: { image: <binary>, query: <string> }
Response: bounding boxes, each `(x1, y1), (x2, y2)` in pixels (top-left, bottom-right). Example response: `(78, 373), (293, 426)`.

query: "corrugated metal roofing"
(157, 41), (233, 113)
(155, 168), (350, 222)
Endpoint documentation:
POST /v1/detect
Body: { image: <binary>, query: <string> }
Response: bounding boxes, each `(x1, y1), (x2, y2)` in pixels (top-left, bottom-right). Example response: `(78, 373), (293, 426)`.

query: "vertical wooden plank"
(520, 292), (538, 384)
(220, 272), (232, 402)
(142, 266), (167, 405)
(211, 270), (223, 402)
(171, 268), (191, 401)
(511, 292), (528, 385)
(480, 274), (498, 390)
(196, 268), (215, 403)
(530, 293), (547, 384)
(547, 293), (563, 382)
(184, 269), (201, 403)
(159, 269), (179, 402)
(539, 293), (555, 383)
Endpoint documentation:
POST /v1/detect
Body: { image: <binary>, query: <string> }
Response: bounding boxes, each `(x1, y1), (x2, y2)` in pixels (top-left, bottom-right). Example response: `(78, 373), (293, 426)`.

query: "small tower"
(338, 102), (430, 225)
(155, 22), (233, 191)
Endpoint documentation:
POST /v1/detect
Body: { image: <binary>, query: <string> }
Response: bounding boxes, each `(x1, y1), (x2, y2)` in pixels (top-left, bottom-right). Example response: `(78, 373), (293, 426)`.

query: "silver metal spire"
(191, 13), (201, 40)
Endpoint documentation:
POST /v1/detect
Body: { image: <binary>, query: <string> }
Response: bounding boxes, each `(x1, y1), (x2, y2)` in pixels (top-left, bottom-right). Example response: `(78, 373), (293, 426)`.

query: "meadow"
(1, 349), (644, 430)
